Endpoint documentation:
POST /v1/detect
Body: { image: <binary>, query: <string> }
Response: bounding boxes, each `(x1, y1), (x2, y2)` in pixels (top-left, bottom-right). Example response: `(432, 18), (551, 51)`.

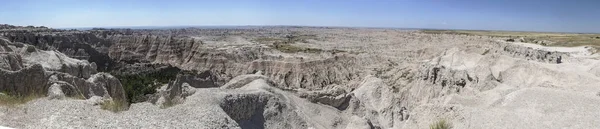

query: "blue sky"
(0, 0), (599, 33)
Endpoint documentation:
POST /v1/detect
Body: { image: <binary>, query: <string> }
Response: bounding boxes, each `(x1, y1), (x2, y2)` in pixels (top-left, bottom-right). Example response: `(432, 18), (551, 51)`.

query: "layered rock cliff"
(0, 36), (127, 108)
(3, 25), (597, 128)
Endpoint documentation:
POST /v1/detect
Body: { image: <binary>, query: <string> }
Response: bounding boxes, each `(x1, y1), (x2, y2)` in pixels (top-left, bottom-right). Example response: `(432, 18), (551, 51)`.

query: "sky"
(0, 0), (599, 33)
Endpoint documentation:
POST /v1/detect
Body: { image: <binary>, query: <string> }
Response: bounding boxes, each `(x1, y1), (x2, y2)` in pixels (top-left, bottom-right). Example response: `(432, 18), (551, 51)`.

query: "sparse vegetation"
(284, 34), (317, 43)
(115, 74), (164, 103)
(254, 34), (349, 54)
(0, 92), (42, 107)
(252, 37), (286, 44)
(71, 94), (87, 100)
(100, 99), (128, 112)
(482, 49), (490, 55)
(269, 43), (348, 54)
(330, 49), (348, 54)
(112, 67), (181, 103)
(271, 43), (324, 53)
(430, 119), (452, 129)
(421, 29), (479, 36)
(112, 66), (202, 104)
(160, 98), (176, 109)
(253, 34), (317, 44)
(421, 29), (600, 50)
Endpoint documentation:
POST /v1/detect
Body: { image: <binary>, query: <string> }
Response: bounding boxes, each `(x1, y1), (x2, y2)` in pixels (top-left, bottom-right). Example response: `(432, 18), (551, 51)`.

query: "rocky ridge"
(1, 25), (600, 128)
(0, 35), (127, 110)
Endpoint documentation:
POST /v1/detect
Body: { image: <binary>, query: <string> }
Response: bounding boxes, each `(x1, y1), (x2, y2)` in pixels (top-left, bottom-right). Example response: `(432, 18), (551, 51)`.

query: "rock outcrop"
(246, 55), (361, 90)
(152, 74), (205, 106)
(3, 25), (600, 129)
(296, 86), (350, 108)
(218, 74), (337, 129)
(20, 48), (98, 78)
(4, 27), (364, 92)
(0, 38), (24, 71)
(103, 33), (363, 91)
(500, 43), (564, 63)
(0, 36), (126, 108)
(344, 76), (406, 128)
(0, 64), (48, 95)
(1, 31), (114, 71)
(88, 73), (128, 103)
(170, 71), (218, 88)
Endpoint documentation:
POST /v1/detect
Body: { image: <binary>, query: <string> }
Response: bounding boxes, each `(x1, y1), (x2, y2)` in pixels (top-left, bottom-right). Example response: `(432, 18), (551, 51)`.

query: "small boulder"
(88, 73), (127, 103)
(181, 83), (196, 97)
(47, 83), (66, 100)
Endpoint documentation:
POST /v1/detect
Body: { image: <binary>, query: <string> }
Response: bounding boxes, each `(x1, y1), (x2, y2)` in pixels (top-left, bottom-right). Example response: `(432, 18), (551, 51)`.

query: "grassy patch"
(160, 98), (176, 109)
(271, 43), (324, 53)
(421, 29), (479, 36)
(70, 94), (87, 100)
(421, 29), (577, 37)
(430, 119), (452, 129)
(100, 99), (128, 112)
(253, 34), (318, 44)
(252, 37), (286, 44)
(285, 34), (317, 43)
(421, 29), (600, 48)
(270, 43), (349, 54)
(0, 92), (42, 107)
(255, 34), (343, 54)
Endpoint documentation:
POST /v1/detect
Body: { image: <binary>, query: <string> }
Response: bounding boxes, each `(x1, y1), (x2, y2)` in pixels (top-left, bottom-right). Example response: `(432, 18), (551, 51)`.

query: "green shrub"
(26, 45), (36, 52)
(112, 66), (181, 103)
(114, 74), (162, 103)
(430, 119), (452, 129)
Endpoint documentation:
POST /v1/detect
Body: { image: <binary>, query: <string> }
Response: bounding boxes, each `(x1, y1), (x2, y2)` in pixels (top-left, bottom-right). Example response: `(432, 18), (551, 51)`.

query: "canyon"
(1, 24), (600, 128)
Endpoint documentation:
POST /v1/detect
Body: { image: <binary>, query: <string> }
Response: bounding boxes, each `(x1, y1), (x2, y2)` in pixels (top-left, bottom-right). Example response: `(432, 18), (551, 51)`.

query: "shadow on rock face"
(220, 93), (268, 129)
(239, 110), (266, 129)
(175, 71), (218, 88)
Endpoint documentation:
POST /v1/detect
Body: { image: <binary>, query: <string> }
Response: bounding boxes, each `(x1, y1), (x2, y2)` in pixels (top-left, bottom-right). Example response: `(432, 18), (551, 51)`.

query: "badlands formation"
(1, 24), (600, 128)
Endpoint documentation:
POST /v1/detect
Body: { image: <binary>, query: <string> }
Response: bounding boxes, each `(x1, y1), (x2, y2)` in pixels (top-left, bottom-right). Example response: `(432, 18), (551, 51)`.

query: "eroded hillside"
(1, 25), (600, 128)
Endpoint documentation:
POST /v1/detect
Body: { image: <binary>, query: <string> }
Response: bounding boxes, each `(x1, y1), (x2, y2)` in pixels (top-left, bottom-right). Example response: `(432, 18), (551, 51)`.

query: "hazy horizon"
(46, 25), (595, 34)
(1, 0), (599, 33)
